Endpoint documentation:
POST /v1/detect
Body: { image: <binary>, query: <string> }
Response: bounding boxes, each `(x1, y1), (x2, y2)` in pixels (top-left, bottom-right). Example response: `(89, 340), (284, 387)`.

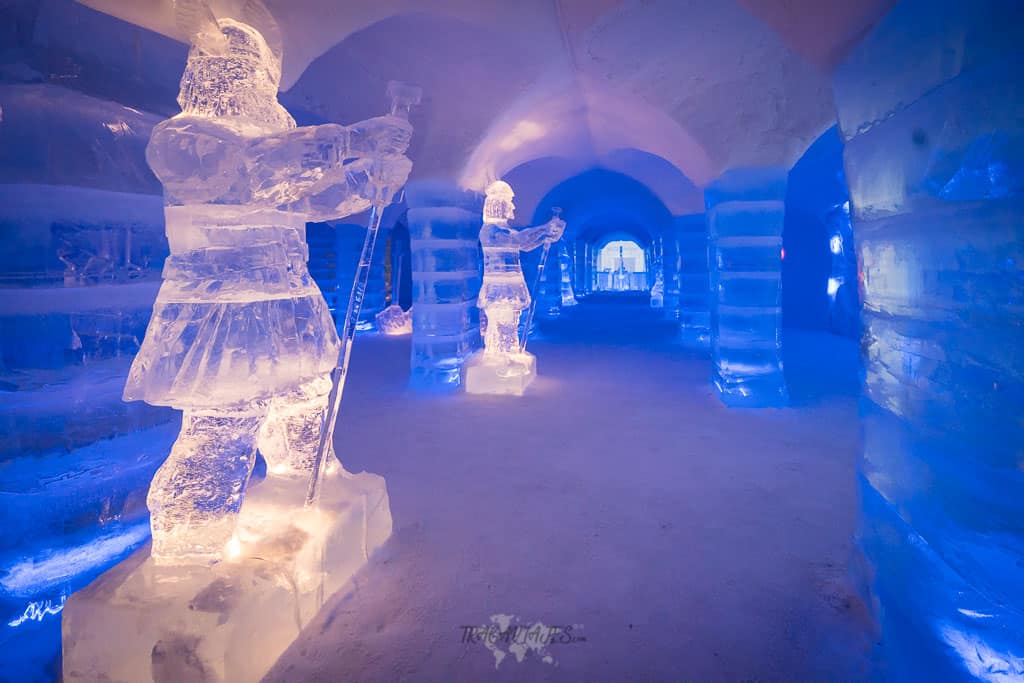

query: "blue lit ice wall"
(705, 168), (788, 407)
(783, 126), (858, 338)
(405, 181), (483, 390)
(834, 0), (1024, 679)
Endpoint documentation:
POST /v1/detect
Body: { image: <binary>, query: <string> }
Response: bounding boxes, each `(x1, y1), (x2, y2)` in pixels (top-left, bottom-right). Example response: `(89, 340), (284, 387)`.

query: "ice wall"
(405, 181), (483, 389)
(660, 225), (681, 320)
(783, 126), (855, 336)
(307, 219), (391, 331)
(705, 169), (788, 407)
(834, 0), (1024, 678)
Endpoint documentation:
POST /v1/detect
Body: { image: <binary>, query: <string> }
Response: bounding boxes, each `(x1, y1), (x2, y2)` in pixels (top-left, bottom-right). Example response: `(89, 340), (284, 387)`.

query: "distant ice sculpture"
(649, 240), (664, 308)
(611, 246), (631, 291)
(123, 17), (412, 565)
(375, 303), (413, 335)
(464, 180), (564, 395)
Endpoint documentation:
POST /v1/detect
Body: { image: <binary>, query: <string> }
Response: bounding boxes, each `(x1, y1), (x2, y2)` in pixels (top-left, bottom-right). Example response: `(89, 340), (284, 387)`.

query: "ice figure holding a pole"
(124, 9), (414, 565)
(464, 180), (565, 396)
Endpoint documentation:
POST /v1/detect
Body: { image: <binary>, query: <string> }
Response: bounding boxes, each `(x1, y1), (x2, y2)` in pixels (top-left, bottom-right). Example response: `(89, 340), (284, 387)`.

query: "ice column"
(835, 0), (1024, 679)
(537, 246), (562, 320)
(558, 242), (578, 308)
(405, 180), (483, 389)
(575, 242), (592, 296)
(649, 238), (665, 308)
(705, 170), (788, 407)
(675, 214), (710, 348)
(661, 223), (682, 320)
(537, 240), (576, 318)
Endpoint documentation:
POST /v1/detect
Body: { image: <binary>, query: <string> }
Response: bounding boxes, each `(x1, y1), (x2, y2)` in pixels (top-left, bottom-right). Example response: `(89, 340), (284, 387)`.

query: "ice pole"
(305, 81), (422, 507)
(519, 207), (562, 354)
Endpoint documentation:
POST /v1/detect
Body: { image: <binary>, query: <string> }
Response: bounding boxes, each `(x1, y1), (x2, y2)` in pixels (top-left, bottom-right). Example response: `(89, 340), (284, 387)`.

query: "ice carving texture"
(705, 169), (788, 407)
(835, 0), (1024, 678)
(123, 17), (411, 564)
(464, 181), (564, 396)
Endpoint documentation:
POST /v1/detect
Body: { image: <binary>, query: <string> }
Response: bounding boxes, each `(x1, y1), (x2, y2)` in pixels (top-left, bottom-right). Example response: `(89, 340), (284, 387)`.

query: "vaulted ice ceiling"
(75, 0), (894, 209)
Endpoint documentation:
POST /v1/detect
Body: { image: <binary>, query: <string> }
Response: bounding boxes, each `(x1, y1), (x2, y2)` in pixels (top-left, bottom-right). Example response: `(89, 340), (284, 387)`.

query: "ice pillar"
(405, 181), (483, 390)
(558, 241), (578, 308)
(835, 0), (1024, 679)
(675, 214), (710, 347)
(537, 240), (577, 319)
(661, 223), (682, 320)
(704, 170), (788, 407)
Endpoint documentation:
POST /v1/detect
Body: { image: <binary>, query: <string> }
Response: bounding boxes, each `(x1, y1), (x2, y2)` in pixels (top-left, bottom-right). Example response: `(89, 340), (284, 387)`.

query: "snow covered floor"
(267, 321), (874, 681)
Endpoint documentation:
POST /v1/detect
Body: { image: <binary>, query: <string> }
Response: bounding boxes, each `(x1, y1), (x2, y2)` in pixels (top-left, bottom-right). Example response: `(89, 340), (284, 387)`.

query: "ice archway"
(0, 0), (1018, 680)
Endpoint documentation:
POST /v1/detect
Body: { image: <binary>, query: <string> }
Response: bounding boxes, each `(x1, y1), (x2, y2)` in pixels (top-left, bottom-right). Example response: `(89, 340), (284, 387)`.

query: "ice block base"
(463, 351), (536, 396)
(62, 469), (392, 683)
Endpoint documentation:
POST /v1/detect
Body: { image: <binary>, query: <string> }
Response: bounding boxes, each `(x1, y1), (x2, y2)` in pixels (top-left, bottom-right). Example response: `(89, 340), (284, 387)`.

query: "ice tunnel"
(0, 0), (1021, 680)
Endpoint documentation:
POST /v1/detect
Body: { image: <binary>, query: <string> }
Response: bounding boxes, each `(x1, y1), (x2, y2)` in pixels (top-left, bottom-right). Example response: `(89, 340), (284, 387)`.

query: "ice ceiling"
(75, 0), (895, 207)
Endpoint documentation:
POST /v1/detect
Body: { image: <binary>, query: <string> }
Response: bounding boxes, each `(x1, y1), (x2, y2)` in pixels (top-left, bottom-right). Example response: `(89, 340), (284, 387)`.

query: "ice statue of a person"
(612, 246), (630, 291)
(123, 18), (412, 565)
(465, 180), (565, 395)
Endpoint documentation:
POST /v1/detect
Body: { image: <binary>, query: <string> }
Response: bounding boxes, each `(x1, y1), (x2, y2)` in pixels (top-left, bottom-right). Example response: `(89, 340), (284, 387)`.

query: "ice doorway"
(593, 239), (648, 293)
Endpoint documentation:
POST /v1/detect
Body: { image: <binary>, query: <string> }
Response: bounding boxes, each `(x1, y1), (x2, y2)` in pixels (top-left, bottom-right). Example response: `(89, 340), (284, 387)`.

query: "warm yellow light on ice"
(225, 534), (242, 560)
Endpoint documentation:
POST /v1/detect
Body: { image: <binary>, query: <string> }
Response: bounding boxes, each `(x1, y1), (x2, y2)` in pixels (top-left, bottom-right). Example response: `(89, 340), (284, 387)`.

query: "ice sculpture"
(375, 303), (413, 334)
(64, 11), (413, 681)
(120, 16), (411, 564)
(611, 246), (631, 291)
(464, 180), (564, 395)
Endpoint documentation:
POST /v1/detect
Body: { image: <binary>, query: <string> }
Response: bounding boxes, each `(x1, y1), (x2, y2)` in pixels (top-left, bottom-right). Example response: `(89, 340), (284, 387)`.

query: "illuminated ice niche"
(596, 240), (647, 292)
(464, 180), (565, 395)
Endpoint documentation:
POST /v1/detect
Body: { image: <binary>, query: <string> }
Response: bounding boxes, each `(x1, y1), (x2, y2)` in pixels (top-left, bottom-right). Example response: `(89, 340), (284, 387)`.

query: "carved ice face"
(177, 18), (294, 131)
(483, 180), (515, 223)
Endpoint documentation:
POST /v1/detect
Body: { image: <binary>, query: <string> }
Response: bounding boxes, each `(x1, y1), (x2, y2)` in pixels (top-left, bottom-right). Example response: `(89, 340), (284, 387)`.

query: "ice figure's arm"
(246, 123), (351, 207)
(145, 116), (249, 204)
(301, 155), (413, 222)
(513, 218), (566, 252)
(248, 117), (412, 215)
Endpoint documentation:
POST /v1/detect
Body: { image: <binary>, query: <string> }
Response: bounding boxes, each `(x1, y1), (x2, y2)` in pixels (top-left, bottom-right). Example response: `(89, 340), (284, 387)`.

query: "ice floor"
(264, 308), (872, 681)
(2, 300), (871, 681)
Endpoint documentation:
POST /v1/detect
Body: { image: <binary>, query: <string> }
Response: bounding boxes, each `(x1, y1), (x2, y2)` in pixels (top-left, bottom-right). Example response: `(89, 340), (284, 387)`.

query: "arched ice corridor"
(0, 1), (1021, 681)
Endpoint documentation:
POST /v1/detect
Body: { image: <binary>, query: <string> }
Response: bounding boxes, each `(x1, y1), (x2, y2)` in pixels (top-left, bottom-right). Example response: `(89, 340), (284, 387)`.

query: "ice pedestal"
(62, 470), (391, 683)
(463, 350), (535, 396)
